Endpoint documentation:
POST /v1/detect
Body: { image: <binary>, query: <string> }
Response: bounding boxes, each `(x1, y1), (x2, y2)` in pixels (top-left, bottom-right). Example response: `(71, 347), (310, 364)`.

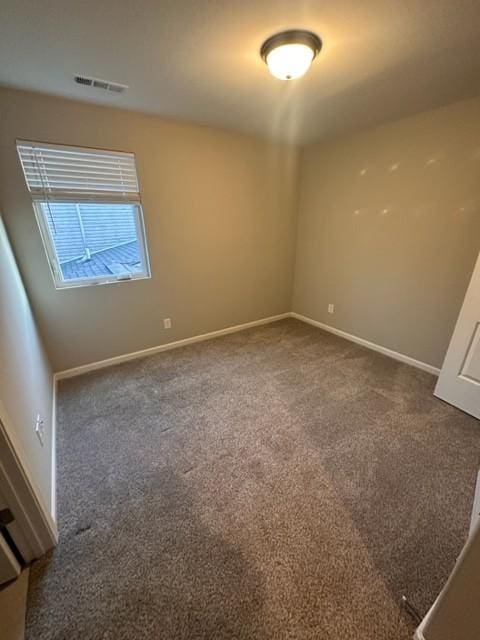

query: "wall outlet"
(163, 318), (172, 329)
(328, 304), (335, 314)
(35, 414), (45, 446)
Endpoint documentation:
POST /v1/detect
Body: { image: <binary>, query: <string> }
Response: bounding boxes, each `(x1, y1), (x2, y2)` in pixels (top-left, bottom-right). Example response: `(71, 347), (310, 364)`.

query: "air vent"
(74, 75), (128, 94)
(75, 76), (92, 87)
(93, 79), (109, 90)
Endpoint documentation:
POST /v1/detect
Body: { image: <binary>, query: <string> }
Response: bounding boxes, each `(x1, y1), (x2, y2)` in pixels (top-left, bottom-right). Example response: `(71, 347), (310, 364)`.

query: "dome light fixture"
(261, 29), (322, 80)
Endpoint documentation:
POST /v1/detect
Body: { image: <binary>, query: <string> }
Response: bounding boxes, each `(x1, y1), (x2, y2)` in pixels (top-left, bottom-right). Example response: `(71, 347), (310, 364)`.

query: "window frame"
(32, 199), (151, 290)
(17, 140), (152, 290)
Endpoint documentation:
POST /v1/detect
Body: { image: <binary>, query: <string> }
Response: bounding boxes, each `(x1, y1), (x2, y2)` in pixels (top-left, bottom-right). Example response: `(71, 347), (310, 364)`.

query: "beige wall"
(0, 215), (53, 514)
(293, 97), (480, 368)
(1, 88), (479, 373)
(0, 88), (299, 371)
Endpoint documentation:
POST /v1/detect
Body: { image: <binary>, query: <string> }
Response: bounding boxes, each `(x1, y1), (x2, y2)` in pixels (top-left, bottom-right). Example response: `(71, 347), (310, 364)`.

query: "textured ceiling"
(1, 0), (480, 144)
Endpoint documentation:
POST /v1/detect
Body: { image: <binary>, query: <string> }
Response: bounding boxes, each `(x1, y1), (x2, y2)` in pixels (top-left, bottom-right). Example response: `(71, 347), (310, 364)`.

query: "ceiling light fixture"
(261, 29), (322, 80)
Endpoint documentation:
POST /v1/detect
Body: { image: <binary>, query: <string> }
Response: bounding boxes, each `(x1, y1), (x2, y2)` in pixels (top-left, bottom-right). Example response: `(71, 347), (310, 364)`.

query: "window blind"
(16, 140), (140, 202)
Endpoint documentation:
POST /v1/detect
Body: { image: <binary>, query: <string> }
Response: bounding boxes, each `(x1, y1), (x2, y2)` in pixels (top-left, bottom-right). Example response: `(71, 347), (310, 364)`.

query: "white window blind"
(16, 140), (140, 202)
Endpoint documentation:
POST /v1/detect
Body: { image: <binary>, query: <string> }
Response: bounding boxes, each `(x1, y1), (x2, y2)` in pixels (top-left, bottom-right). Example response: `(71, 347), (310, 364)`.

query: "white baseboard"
(55, 311), (440, 380)
(291, 312), (440, 376)
(55, 313), (290, 380)
(50, 376), (57, 524)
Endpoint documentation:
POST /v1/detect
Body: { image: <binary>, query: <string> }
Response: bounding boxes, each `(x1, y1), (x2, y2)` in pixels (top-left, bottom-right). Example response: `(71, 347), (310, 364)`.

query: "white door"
(435, 252), (480, 419)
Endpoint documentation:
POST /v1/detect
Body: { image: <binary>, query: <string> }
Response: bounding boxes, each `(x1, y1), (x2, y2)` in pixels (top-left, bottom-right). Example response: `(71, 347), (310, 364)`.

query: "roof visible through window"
(41, 202), (143, 282)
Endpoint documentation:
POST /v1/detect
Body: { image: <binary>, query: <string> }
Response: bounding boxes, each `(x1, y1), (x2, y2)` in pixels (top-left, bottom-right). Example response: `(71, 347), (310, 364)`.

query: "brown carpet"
(26, 318), (480, 639)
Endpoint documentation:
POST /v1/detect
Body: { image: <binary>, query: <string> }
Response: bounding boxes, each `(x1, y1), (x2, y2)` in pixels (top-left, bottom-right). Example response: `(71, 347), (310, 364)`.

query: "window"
(17, 140), (151, 288)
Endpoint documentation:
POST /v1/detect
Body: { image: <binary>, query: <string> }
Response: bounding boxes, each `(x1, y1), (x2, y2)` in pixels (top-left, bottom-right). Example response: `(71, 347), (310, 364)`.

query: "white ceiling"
(1, 0), (480, 144)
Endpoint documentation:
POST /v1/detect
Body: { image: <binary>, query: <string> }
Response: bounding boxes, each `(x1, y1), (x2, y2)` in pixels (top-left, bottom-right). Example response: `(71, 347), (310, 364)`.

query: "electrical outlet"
(163, 318), (172, 329)
(35, 414), (45, 446)
(328, 304), (334, 314)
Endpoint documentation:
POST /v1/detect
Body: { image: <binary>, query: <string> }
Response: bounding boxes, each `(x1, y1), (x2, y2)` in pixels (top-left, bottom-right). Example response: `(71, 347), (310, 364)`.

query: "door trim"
(0, 408), (57, 563)
(434, 251), (480, 418)
(0, 531), (21, 585)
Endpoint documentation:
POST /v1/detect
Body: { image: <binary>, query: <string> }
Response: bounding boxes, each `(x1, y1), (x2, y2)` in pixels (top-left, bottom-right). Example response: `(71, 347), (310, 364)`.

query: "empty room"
(1, 2), (480, 639)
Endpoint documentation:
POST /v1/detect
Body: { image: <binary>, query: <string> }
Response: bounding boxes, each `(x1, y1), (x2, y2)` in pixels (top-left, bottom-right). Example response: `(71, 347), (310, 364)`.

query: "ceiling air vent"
(75, 75), (93, 87)
(93, 79), (109, 90)
(74, 75), (128, 94)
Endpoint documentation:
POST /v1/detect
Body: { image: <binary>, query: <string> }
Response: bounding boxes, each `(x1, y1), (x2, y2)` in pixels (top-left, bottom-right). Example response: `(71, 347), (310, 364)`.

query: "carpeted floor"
(26, 318), (480, 639)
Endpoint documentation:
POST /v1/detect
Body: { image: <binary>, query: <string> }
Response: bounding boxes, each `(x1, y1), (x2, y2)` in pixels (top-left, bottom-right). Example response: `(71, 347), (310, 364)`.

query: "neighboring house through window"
(16, 140), (151, 288)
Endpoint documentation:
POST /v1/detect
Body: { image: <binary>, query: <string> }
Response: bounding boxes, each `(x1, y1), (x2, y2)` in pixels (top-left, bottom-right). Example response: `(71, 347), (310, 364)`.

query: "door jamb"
(0, 407), (57, 564)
